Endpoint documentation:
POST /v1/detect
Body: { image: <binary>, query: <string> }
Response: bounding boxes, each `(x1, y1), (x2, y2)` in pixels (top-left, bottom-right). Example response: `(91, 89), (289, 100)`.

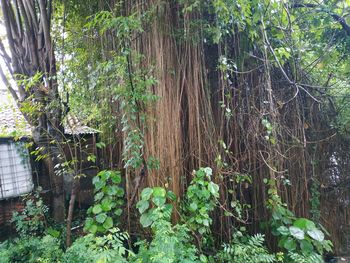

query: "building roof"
(0, 89), (97, 137)
(63, 114), (99, 135)
(0, 90), (30, 136)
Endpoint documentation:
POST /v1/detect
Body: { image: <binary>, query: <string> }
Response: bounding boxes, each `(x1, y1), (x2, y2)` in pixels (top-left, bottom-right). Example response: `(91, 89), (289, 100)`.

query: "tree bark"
(66, 178), (79, 247)
(0, 0), (66, 222)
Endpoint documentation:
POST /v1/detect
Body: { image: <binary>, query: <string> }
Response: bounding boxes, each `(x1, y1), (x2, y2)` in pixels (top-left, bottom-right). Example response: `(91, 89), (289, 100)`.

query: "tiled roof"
(0, 89), (97, 137)
(0, 89), (31, 136)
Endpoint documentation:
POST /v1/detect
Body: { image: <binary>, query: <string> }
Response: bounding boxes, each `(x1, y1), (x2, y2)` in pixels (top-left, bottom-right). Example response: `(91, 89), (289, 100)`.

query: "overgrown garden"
(1, 0), (350, 262)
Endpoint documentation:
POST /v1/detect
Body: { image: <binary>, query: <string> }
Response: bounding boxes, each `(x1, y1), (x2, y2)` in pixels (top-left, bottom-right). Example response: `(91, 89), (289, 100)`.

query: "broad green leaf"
(202, 219), (209, 226)
(89, 224), (98, 234)
(289, 226), (305, 240)
(203, 167), (212, 177)
(189, 202), (198, 211)
(111, 171), (122, 184)
(199, 254), (208, 263)
(96, 213), (107, 223)
(277, 226), (290, 236)
(92, 176), (100, 185)
(116, 187), (125, 197)
(46, 228), (60, 238)
(196, 169), (206, 178)
(114, 208), (122, 216)
(100, 170), (111, 181)
(140, 213), (153, 228)
(208, 182), (219, 196)
(94, 180), (105, 191)
(293, 218), (315, 230)
(141, 188), (153, 200)
(307, 229), (324, 242)
(300, 240), (314, 253)
(94, 192), (104, 201)
(106, 185), (118, 196)
(85, 218), (93, 229)
(283, 238), (297, 251)
(92, 204), (102, 214)
(163, 204), (173, 218)
(103, 217), (113, 229)
(101, 198), (113, 211)
(153, 187), (166, 197)
(152, 196), (166, 206)
(136, 200), (149, 214)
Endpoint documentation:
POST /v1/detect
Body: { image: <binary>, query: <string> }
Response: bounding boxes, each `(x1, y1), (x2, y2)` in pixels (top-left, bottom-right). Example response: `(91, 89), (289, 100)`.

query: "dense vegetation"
(1, 0), (350, 262)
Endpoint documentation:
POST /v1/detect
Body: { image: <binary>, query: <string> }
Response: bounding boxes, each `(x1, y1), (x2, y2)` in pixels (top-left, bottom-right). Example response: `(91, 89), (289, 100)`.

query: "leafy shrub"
(184, 167), (219, 236)
(63, 228), (132, 263)
(11, 191), (48, 236)
(132, 220), (200, 263)
(136, 186), (176, 228)
(287, 251), (324, 263)
(84, 170), (124, 234)
(181, 167), (219, 250)
(266, 178), (332, 262)
(135, 186), (200, 263)
(0, 235), (63, 263)
(217, 229), (280, 263)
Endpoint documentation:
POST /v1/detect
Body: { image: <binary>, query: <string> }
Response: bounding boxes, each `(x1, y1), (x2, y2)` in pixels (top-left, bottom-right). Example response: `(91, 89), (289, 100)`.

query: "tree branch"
(290, 3), (350, 36)
(331, 13), (350, 36)
(0, 65), (19, 102)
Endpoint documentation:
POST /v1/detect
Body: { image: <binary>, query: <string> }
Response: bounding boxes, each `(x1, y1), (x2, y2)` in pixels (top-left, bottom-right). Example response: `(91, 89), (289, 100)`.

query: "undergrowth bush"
(0, 235), (63, 263)
(132, 220), (200, 263)
(63, 228), (132, 263)
(217, 228), (281, 263)
(84, 170), (124, 234)
(135, 186), (200, 262)
(0, 167), (333, 263)
(11, 190), (48, 236)
(265, 178), (332, 263)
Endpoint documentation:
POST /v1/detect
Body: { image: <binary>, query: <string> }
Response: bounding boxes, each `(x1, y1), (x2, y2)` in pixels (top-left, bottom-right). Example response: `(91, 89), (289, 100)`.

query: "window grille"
(0, 140), (33, 199)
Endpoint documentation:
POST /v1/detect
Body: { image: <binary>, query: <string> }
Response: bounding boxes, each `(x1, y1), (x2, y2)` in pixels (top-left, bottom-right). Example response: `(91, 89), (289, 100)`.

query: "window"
(0, 140), (33, 199)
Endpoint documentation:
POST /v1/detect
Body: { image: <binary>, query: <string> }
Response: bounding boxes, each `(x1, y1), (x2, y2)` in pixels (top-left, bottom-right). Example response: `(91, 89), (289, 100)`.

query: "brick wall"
(0, 198), (24, 225)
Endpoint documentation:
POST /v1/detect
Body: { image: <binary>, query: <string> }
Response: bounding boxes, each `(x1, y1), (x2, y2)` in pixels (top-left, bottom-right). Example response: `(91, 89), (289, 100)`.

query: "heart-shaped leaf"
(136, 200), (149, 214)
(289, 226), (305, 240)
(307, 229), (324, 242)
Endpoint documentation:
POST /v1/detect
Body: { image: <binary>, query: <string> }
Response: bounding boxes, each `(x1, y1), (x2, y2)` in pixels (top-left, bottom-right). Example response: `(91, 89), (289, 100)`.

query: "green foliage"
(11, 191), (48, 236)
(134, 168), (221, 262)
(60, 6), (158, 171)
(310, 178), (321, 224)
(63, 228), (132, 263)
(217, 229), (280, 263)
(262, 119), (276, 145)
(265, 179), (333, 262)
(0, 235), (63, 263)
(1, 166), (337, 263)
(84, 170), (124, 234)
(136, 187), (176, 228)
(132, 221), (200, 263)
(184, 167), (219, 236)
(135, 187), (200, 263)
(85, 10), (143, 37)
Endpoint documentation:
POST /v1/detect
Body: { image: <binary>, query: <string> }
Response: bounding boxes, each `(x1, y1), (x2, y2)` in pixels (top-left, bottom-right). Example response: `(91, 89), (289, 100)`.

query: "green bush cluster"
(84, 170), (124, 234)
(0, 168), (332, 263)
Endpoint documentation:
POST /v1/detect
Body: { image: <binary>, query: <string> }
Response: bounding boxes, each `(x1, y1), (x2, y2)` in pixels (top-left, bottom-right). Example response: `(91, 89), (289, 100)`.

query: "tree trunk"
(1, 0), (66, 222)
(66, 178), (79, 247)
